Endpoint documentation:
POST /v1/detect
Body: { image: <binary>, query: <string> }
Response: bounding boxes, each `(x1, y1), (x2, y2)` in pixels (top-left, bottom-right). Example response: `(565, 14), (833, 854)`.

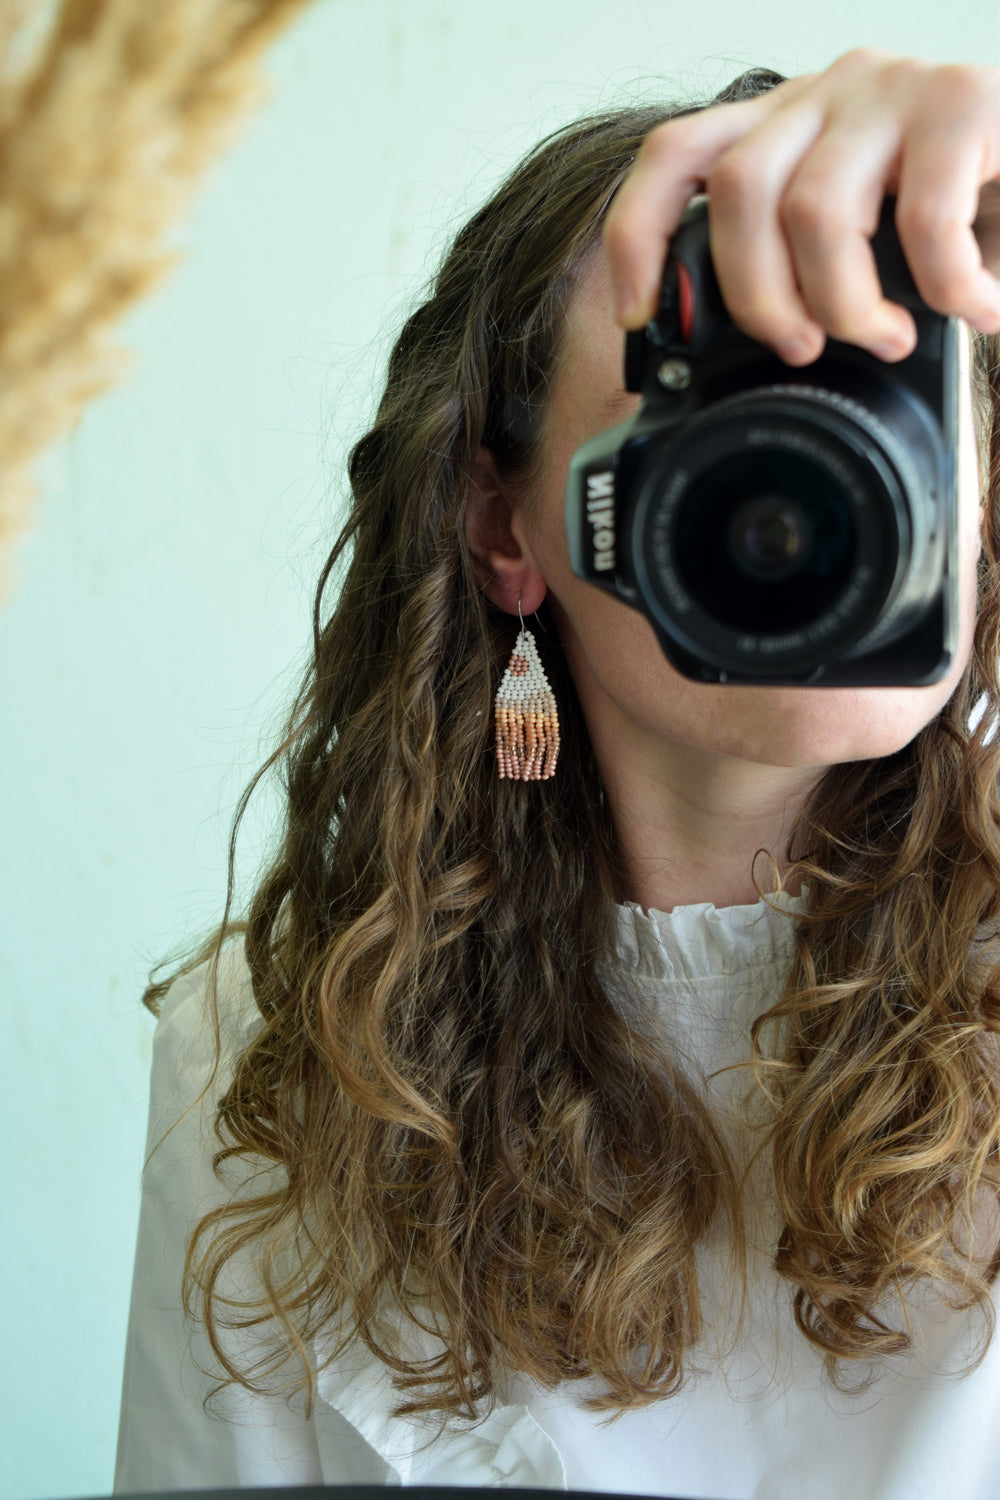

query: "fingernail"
(871, 336), (911, 362)
(970, 294), (1000, 335)
(611, 286), (632, 325)
(773, 337), (814, 365)
(614, 282), (638, 326)
(974, 275), (1000, 329)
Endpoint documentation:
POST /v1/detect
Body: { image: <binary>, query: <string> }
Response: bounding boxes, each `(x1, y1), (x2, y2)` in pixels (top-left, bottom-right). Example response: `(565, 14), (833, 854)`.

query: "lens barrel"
(629, 385), (936, 678)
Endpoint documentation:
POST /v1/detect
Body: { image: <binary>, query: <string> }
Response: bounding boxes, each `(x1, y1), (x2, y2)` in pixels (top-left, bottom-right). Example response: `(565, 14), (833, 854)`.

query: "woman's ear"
(464, 446), (547, 615)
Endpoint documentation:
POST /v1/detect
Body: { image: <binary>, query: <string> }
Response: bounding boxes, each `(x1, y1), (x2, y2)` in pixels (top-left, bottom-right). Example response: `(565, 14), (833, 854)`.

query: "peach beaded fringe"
(494, 628), (560, 781)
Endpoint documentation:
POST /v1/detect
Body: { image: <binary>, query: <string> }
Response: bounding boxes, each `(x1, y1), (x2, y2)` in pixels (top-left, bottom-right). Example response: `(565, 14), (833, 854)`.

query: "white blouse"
(114, 896), (1000, 1498)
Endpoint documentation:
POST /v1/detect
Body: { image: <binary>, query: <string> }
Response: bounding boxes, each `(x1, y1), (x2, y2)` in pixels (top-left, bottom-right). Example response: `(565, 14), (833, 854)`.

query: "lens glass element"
(727, 496), (811, 582)
(674, 451), (855, 633)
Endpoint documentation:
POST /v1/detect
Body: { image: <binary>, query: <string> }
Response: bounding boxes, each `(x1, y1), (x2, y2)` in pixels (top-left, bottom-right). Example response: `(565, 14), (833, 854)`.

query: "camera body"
(565, 199), (961, 685)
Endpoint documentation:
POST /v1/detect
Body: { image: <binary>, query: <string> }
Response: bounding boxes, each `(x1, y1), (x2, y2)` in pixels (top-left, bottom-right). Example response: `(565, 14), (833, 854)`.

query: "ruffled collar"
(614, 889), (807, 986)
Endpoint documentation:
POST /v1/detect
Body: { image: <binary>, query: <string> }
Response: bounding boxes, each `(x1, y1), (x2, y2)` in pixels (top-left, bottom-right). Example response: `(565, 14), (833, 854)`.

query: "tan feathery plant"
(0, 0), (317, 598)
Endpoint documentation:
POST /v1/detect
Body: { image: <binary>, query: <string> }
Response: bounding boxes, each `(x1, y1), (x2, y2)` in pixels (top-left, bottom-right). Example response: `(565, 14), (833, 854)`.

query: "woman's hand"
(603, 49), (1000, 364)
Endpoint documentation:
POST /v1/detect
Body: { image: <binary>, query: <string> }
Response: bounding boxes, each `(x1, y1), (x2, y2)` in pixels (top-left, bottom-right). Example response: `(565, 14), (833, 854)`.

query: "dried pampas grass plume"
(0, 0), (317, 600)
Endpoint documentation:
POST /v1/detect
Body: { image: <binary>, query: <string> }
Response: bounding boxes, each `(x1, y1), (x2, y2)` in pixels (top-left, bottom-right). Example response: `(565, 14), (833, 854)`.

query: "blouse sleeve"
(113, 944), (387, 1491)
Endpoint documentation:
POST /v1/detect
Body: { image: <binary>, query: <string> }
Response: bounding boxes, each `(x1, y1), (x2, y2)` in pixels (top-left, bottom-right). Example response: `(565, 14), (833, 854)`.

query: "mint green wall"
(2, 2), (997, 1496)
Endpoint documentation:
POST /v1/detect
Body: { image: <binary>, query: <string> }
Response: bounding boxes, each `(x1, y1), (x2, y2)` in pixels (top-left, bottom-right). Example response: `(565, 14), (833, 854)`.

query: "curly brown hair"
(146, 68), (1000, 1421)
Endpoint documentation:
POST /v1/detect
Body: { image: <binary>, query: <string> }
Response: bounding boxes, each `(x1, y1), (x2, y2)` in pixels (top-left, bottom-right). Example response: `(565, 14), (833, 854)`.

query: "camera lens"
(726, 494), (811, 583)
(674, 449), (856, 634)
(628, 384), (929, 678)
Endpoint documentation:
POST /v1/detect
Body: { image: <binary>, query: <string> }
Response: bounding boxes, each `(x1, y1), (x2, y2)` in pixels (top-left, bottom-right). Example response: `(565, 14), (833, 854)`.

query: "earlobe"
(464, 446), (547, 615)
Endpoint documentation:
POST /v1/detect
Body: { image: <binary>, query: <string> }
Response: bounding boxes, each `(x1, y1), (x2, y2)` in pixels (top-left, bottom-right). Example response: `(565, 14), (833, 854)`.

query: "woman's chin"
(719, 681), (961, 770)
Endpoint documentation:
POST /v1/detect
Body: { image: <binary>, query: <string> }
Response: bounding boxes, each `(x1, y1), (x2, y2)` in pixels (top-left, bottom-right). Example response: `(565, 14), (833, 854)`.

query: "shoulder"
(141, 934), (266, 1200)
(150, 934), (260, 1102)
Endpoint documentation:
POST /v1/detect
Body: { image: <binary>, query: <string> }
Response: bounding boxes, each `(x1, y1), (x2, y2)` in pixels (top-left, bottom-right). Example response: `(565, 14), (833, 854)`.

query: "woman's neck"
(571, 675), (824, 912)
(603, 743), (818, 911)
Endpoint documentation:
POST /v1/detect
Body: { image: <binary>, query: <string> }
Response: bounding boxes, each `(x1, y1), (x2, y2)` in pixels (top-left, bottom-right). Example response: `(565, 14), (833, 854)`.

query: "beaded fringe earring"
(494, 607), (560, 781)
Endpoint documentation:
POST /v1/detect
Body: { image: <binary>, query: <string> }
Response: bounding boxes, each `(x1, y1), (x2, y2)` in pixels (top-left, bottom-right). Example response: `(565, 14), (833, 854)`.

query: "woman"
(116, 50), (1000, 1498)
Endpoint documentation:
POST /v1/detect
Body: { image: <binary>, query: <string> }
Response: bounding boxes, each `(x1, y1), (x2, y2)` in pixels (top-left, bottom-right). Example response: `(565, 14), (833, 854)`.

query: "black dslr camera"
(565, 199), (961, 685)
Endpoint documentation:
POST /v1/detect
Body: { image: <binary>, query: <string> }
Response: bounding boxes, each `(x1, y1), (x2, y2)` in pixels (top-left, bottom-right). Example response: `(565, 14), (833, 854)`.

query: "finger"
(776, 125), (919, 359)
(604, 95), (777, 328)
(703, 98), (835, 362)
(893, 84), (1000, 332)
